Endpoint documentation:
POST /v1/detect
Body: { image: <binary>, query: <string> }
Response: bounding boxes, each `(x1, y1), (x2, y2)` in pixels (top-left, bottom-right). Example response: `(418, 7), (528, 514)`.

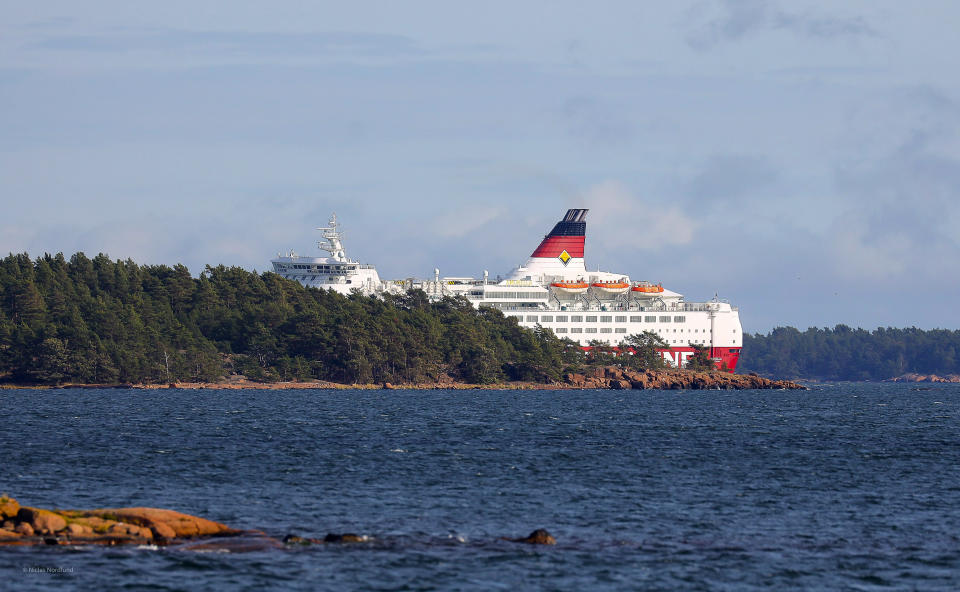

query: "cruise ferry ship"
(270, 214), (400, 297)
(272, 210), (742, 371)
(416, 209), (743, 371)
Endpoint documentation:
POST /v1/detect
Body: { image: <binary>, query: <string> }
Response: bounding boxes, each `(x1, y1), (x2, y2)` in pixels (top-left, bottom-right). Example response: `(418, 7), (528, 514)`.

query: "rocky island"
(0, 496), (556, 550)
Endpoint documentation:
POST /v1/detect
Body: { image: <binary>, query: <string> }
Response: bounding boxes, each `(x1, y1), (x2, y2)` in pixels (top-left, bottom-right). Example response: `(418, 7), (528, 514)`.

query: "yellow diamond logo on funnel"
(558, 250), (571, 265)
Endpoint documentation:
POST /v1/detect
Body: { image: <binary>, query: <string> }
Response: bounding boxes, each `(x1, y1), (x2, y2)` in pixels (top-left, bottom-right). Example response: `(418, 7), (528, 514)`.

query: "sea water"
(1, 384), (958, 590)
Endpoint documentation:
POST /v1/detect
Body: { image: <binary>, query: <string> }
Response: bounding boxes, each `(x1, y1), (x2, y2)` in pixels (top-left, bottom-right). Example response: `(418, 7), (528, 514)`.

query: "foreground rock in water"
(0, 496), (236, 546)
(564, 367), (805, 390)
(0, 496), (558, 550)
(508, 528), (557, 545)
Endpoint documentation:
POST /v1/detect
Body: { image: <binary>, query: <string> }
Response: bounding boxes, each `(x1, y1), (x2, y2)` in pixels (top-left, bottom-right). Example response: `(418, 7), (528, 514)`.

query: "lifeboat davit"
(590, 281), (630, 295)
(631, 281), (664, 295)
(550, 281), (589, 295)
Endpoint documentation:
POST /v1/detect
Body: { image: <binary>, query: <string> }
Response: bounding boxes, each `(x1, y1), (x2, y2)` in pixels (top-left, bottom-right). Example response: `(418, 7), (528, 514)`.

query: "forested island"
(739, 326), (960, 381)
(1, 252), (717, 387)
(0, 252), (955, 386)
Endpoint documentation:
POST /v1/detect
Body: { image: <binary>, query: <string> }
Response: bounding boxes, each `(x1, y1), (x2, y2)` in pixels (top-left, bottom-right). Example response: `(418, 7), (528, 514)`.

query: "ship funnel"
(506, 209), (589, 282)
(529, 208), (588, 259)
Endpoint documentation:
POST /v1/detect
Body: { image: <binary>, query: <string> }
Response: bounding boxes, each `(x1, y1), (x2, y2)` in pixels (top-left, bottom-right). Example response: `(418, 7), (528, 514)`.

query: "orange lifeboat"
(550, 281), (589, 295)
(631, 282), (664, 294)
(590, 281), (630, 295)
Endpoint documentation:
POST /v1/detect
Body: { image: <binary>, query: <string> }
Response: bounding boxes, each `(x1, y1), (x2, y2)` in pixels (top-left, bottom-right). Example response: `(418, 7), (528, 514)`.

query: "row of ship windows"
(553, 327), (712, 336)
(288, 276), (351, 283)
(473, 291), (549, 299)
(555, 327), (627, 334)
(518, 315), (687, 323)
(567, 336), (721, 346)
(284, 265), (356, 271)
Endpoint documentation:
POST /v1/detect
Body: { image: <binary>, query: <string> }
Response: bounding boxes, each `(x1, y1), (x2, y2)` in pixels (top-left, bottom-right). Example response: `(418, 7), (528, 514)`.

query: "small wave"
(390, 449), (407, 453)
(136, 544), (159, 551)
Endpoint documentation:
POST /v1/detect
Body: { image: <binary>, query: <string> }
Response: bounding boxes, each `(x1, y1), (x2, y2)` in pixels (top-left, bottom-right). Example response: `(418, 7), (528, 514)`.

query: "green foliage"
(585, 339), (617, 367)
(620, 331), (670, 371)
(684, 342), (714, 372)
(740, 325), (960, 380)
(0, 252), (582, 385)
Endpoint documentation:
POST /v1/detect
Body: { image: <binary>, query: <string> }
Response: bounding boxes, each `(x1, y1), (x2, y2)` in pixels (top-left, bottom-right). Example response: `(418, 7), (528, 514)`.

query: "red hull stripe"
(581, 346), (742, 373)
(531, 236), (585, 258)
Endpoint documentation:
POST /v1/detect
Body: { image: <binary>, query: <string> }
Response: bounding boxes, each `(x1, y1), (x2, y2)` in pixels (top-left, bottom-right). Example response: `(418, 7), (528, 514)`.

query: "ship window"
(645, 316), (656, 323)
(556, 315), (568, 322)
(586, 316), (598, 322)
(600, 316), (612, 322)
(585, 328), (598, 333)
(615, 328), (627, 333)
(600, 328), (612, 333)
(571, 328), (583, 333)
(674, 316), (685, 322)
(615, 316), (627, 322)
(659, 316), (671, 322)
(526, 316), (538, 322)
(571, 315), (583, 322)
(556, 328), (567, 333)
(629, 316), (641, 322)
(540, 315), (553, 322)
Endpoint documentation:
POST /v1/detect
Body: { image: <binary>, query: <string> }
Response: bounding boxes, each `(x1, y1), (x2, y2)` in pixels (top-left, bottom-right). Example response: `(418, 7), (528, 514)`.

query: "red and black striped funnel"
(530, 208), (588, 259)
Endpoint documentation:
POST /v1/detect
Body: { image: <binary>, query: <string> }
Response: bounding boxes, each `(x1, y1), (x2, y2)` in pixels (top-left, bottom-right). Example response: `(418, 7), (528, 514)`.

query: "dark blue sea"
(1, 384), (958, 591)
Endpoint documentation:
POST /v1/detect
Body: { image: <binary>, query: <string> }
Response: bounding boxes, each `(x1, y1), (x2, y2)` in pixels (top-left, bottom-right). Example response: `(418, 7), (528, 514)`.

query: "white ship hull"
(414, 209), (744, 370)
(270, 214), (399, 297)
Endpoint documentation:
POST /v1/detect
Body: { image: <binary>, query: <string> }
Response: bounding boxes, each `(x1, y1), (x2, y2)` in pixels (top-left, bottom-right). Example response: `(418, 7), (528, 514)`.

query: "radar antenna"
(317, 213), (350, 262)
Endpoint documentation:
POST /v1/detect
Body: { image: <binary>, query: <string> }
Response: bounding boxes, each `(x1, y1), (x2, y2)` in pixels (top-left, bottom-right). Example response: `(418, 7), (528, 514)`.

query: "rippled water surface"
(2, 384), (959, 590)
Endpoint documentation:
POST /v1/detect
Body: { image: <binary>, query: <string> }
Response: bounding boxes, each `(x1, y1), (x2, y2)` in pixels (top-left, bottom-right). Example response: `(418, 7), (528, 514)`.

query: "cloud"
(34, 28), (424, 59)
(827, 212), (910, 280)
(582, 180), (697, 250)
(827, 88), (960, 281)
(686, 0), (877, 50)
(562, 96), (635, 147)
(432, 205), (505, 238)
(685, 154), (778, 203)
(22, 17), (75, 30)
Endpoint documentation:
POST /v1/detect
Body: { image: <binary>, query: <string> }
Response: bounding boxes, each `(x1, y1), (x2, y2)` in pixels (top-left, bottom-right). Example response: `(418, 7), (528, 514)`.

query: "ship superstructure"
(270, 214), (399, 297)
(416, 209), (743, 371)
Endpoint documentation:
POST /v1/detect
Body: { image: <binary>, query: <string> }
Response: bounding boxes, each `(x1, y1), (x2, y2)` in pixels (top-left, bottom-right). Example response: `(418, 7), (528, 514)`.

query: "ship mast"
(317, 213), (349, 262)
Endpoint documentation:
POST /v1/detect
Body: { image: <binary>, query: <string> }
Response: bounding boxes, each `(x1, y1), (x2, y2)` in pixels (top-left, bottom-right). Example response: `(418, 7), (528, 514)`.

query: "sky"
(2, 0), (959, 333)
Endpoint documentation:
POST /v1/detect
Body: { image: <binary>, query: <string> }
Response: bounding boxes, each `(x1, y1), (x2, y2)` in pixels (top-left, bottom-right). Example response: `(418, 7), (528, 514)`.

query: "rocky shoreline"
(0, 367), (804, 391)
(0, 496), (237, 547)
(0, 496), (555, 549)
(563, 367), (805, 390)
(886, 373), (960, 383)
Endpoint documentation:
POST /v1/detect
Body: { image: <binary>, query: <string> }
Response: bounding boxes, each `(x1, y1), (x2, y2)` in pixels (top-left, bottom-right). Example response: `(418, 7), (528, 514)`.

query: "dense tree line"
(0, 252), (625, 385)
(740, 325), (960, 380)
